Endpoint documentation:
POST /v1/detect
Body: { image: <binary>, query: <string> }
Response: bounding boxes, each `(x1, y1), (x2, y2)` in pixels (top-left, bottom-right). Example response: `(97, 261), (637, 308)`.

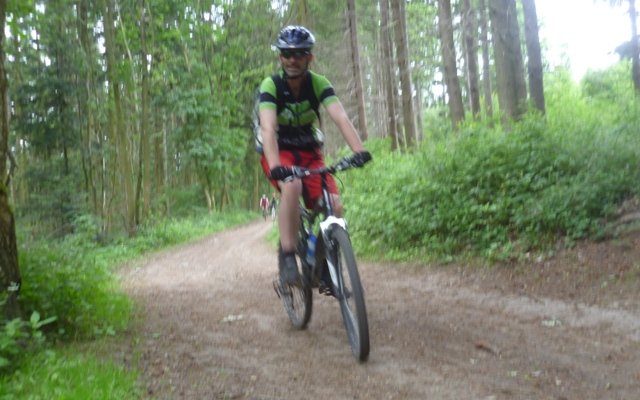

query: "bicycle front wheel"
(328, 226), (370, 362)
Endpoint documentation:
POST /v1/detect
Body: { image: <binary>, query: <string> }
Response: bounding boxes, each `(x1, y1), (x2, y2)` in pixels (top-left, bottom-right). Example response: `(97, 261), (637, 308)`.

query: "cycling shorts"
(261, 148), (338, 210)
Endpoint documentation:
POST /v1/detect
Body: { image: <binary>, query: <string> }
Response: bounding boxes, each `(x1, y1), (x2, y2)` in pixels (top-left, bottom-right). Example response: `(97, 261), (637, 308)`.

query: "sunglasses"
(280, 50), (311, 59)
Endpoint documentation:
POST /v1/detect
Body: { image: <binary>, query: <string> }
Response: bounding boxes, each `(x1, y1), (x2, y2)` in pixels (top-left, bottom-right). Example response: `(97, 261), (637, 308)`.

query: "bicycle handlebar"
(288, 155), (361, 179)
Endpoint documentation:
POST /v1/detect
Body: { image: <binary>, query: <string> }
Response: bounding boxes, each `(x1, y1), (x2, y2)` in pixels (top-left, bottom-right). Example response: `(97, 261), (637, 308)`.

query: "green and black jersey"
(258, 70), (339, 150)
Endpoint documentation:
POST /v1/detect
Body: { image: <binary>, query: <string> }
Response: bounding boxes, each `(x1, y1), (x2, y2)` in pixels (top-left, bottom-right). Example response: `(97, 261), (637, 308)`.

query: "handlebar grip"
(291, 166), (311, 178)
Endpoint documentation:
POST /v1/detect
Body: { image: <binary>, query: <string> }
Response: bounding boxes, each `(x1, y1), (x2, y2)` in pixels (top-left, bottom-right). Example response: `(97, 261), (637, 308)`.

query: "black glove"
(351, 151), (372, 168)
(269, 166), (293, 181)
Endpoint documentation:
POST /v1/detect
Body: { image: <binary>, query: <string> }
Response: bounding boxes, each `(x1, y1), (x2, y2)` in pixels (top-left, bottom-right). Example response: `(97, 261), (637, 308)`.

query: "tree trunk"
(478, 0), (494, 119)
(438, 0), (466, 127)
(628, 0), (640, 93)
(154, 114), (165, 212)
(415, 79), (424, 141)
(76, 0), (101, 220)
(296, 0), (310, 26)
(391, 0), (417, 147)
(379, 0), (399, 150)
(463, 0), (481, 118)
(0, 0), (21, 319)
(140, 0), (151, 221)
(346, 0), (369, 140)
(103, 0), (137, 235)
(489, 0), (527, 122)
(522, 0), (545, 113)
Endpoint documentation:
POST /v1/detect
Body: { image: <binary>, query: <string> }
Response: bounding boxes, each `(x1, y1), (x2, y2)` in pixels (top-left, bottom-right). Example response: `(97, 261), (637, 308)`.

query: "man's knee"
(279, 179), (302, 196)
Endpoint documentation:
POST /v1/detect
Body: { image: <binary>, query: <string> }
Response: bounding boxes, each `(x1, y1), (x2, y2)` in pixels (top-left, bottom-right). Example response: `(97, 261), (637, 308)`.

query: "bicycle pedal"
(318, 283), (335, 297)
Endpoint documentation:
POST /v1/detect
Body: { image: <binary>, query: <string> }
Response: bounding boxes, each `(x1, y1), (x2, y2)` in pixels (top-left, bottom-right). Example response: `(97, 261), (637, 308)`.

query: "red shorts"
(261, 148), (338, 209)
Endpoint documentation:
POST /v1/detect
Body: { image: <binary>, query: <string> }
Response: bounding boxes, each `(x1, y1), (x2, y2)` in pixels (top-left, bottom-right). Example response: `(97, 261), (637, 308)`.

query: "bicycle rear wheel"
(277, 274), (311, 330)
(327, 226), (370, 362)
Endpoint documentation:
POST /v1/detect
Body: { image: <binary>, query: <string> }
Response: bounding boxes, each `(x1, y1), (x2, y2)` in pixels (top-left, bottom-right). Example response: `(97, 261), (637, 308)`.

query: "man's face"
(279, 50), (312, 78)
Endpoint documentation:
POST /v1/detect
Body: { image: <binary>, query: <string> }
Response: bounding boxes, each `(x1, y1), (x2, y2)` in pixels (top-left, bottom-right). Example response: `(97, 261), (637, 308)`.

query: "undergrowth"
(345, 66), (640, 263)
(1, 210), (254, 398)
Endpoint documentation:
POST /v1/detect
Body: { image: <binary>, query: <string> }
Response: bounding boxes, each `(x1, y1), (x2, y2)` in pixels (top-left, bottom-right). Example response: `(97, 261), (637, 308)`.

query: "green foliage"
(115, 210), (256, 257)
(0, 349), (141, 399)
(17, 244), (132, 340)
(0, 312), (56, 372)
(581, 61), (635, 101)
(345, 89), (640, 262)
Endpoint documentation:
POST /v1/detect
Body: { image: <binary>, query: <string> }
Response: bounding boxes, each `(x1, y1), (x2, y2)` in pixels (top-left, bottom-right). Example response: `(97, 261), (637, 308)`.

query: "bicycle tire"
(279, 236), (313, 330)
(328, 226), (370, 362)
(280, 273), (312, 329)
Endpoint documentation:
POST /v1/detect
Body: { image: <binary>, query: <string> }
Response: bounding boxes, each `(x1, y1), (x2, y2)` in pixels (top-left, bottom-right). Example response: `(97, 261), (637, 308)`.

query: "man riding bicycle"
(259, 193), (270, 220)
(258, 25), (371, 286)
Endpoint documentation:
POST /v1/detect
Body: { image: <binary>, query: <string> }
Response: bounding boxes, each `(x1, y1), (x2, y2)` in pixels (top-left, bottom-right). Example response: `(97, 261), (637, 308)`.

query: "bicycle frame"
(298, 167), (349, 291)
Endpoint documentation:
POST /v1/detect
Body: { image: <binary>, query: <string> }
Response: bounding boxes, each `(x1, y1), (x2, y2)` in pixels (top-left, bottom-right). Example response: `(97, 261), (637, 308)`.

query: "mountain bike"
(272, 155), (370, 362)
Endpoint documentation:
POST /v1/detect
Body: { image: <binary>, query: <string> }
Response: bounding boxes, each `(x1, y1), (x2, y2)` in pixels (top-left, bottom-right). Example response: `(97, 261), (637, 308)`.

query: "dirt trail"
(121, 221), (640, 400)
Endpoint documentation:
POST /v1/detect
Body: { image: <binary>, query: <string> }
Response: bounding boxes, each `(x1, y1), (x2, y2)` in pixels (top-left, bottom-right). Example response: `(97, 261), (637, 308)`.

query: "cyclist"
(259, 193), (270, 220)
(269, 192), (278, 221)
(258, 25), (371, 286)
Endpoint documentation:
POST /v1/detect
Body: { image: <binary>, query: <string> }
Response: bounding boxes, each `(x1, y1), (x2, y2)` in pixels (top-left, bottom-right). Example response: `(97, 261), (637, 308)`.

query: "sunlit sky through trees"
(536, 0), (632, 80)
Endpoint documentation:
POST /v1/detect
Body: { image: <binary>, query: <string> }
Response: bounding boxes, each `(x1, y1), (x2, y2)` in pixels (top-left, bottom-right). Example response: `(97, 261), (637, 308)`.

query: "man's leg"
(277, 179), (302, 284)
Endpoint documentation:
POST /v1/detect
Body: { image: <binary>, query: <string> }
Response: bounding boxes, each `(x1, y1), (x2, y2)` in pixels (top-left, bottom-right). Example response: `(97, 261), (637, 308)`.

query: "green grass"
(0, 349), (141, 400)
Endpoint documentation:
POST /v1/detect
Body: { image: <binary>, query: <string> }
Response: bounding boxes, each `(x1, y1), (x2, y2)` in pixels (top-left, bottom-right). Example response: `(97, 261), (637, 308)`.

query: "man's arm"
(260, 107), (280, 170)
(325, 100), (365, 153)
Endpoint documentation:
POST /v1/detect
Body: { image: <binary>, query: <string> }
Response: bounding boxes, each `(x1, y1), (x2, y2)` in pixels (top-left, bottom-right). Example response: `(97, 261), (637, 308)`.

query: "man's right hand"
(351, 151), (372, 167)
(269, 166), (293, 181)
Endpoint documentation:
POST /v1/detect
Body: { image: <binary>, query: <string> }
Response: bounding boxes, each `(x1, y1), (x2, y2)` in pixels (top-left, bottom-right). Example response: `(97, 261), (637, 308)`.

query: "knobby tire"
(329, 226), (370, 362)
(282, 245), (312, 330)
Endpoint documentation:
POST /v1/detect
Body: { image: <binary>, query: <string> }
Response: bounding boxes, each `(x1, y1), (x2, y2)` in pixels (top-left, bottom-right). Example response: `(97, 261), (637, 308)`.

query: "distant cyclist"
(259, 194), (270, 220)
(257, 25), (371, 286)
(269, 192), (278, 221)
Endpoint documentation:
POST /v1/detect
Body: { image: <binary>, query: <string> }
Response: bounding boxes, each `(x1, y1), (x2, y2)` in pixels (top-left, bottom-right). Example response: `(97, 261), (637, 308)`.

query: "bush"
(17, 245), (131, 340)
(345, 106), (640, 262)
(0, 311), (56, 373)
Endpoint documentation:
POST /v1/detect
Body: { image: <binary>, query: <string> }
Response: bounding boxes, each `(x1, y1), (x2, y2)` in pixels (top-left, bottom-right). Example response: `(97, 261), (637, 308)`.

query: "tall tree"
(76, 0), (100, 221)
(522, 0), (545, 113)
(0, 0), (21, 319)
(138, 0), (151, 222)
(346, 0), (368, 140)
(462, 0), (481, 118)
(438, 0), (465, 126)
(379, 0), (399, 150)
(489, 0), (527, 122)
(391, 0), (417, 146)
(102, 0), (136, 235)
(478, 0), (494, 119)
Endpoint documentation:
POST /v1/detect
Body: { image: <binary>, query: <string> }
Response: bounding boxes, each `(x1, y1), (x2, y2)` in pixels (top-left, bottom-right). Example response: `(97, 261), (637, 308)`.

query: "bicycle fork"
(319, 216), (348, 299)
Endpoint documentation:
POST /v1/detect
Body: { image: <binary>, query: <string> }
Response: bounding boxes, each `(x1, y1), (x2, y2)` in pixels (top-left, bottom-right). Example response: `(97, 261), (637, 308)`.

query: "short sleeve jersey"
(258, 70), (339, 150)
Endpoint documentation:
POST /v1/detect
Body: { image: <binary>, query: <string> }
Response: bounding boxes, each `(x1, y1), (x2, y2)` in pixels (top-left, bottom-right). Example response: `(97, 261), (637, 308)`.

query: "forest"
(1, 0), (639, 397)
